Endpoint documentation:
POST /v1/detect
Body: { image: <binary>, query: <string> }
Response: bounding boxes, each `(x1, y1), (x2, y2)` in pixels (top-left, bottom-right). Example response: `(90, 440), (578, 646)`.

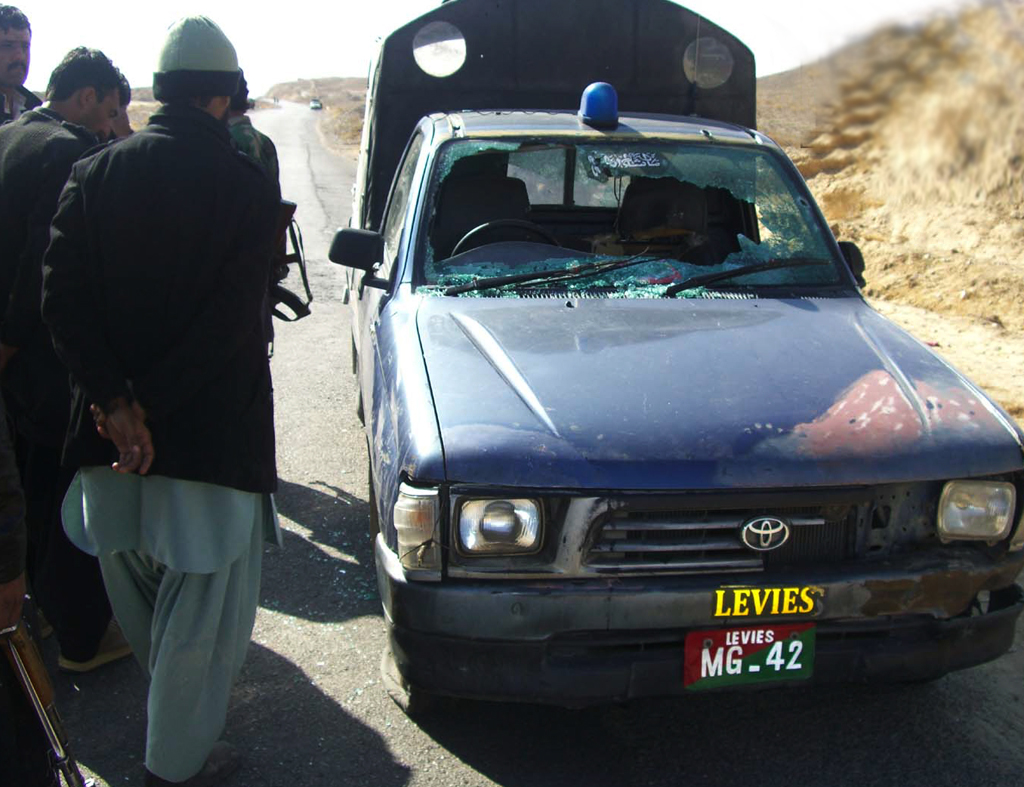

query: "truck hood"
(416, 296), (1023, 489)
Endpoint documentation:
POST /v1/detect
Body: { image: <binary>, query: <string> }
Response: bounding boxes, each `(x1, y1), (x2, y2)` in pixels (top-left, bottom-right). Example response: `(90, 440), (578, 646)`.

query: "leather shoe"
(58, 619), (131, 673)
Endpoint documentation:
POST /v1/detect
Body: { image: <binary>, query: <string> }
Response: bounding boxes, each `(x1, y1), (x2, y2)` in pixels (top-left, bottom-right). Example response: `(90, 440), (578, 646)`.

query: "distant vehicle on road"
(332, 0), (1024, 713)
(309, 98), (322, 110)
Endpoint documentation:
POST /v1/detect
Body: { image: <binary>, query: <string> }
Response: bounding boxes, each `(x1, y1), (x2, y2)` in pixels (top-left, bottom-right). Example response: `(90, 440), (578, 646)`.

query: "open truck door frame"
(352, 0), (756, 233)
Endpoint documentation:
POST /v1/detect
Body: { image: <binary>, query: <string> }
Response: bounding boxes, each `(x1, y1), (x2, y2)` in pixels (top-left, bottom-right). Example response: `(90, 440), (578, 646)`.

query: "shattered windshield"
(417, 139), (842, 297)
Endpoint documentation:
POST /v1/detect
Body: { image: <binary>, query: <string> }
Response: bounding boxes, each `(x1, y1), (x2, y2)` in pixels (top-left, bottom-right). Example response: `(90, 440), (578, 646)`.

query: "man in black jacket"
(0, 389), (55, 787)
(0, 47), (128, 674)
(0, 5), (39, 124)
(43, 15), (280, 787)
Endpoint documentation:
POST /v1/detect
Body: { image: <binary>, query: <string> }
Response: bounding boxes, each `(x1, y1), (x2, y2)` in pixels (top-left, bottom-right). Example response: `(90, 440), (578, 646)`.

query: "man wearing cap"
(42, 16), (280, 787)
(0, 5), (39, 124)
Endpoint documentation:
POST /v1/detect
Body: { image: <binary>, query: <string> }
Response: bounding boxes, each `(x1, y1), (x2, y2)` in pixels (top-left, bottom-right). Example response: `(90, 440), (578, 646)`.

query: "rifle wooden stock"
(275, 199), (297, 257)
(269, 199), (312, 321)
(1, 621), (89, 787)
(4, 621), (54, 705)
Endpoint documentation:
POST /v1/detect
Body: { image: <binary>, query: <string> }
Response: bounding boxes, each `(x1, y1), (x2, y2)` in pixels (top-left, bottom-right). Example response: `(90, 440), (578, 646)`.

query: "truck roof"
(425, 109), (771, 147)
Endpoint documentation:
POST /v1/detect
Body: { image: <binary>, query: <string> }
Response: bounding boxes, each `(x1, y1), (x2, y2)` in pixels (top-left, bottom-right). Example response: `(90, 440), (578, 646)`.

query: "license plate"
(683, 623), (815, 691)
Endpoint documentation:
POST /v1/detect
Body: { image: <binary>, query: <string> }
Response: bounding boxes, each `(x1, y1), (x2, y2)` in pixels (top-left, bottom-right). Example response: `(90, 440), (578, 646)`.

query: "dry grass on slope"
(762, 1), (1024, 332)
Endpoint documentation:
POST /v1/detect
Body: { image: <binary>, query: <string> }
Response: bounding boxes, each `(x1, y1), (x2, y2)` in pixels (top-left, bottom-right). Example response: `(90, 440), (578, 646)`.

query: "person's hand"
(93, 398), (155, 474)
(0, 572), (26, 631)
(90, 403), (111, 440)
(0, 343), (18, 374)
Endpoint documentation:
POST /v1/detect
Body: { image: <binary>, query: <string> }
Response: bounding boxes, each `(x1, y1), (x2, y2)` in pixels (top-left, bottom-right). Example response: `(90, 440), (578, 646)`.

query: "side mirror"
(329, 228), (383, 271)
(838, 241), (866, 288)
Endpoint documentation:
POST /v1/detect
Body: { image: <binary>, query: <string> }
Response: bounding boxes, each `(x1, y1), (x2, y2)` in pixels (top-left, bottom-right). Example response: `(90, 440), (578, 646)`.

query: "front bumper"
(375, 536), (1024, 705)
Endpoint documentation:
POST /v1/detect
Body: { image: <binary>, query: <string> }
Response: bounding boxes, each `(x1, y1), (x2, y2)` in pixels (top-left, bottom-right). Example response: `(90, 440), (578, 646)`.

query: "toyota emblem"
(740, 517), (790, 552)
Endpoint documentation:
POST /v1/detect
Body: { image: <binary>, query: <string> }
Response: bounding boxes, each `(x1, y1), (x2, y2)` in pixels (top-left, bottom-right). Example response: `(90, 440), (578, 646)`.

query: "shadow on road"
(414, 677), (1020, 787)
(274, 478), (368, 547)
(260, 479), (380, 623)
(229, 643), (410, 786)
(58, 641), (407, 787)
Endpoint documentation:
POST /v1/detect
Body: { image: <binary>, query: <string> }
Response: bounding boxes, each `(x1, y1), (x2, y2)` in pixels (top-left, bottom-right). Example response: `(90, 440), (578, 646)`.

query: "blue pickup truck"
(331, 0), (1024, 709)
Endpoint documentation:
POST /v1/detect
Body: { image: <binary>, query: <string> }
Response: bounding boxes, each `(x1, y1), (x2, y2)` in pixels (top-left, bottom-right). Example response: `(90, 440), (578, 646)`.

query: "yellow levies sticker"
(713, 586), (825, 618)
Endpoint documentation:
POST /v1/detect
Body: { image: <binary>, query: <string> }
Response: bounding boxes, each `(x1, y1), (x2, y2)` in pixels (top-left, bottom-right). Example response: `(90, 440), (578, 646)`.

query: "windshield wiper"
(443, 249), (654, 295)
(664, 258), (832, 297)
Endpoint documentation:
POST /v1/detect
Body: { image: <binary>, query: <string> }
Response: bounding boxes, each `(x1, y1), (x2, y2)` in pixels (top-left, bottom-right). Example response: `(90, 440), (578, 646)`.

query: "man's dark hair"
(118, 73), (131, 107)
(0, 5), (29, 34)
(229, 69), (249, 112)
(45, 47), (121, 102)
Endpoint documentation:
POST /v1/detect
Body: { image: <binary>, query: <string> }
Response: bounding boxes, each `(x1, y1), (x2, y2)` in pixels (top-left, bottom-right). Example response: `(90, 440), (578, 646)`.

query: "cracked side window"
(380, 132), (425, 279)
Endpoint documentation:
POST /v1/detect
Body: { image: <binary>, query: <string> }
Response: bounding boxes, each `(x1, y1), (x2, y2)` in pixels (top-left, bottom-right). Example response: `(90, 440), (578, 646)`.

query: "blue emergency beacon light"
(578, 82), (619, 129)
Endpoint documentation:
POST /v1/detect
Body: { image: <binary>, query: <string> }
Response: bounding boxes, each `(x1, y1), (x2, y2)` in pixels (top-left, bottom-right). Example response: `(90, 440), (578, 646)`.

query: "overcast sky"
(14, 0), (981, 97)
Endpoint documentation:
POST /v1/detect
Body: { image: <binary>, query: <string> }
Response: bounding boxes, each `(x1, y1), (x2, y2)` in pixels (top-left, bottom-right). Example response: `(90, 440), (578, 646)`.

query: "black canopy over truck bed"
(353, 0), (756, 232)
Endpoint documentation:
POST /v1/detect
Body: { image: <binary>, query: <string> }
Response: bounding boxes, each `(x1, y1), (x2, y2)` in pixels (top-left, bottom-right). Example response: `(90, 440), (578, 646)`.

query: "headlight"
(393, 483), (441, 580)
(937, 481), (1016, 544)
(458, 499), (541, 555)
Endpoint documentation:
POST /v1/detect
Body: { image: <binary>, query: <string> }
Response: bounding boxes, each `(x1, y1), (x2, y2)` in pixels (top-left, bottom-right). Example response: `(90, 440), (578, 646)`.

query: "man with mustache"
(0, 5), (38, 124)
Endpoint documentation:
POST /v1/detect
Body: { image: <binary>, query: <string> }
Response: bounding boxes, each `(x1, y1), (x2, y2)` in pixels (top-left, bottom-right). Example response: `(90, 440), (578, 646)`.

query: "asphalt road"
(50, 102), (1024, 787)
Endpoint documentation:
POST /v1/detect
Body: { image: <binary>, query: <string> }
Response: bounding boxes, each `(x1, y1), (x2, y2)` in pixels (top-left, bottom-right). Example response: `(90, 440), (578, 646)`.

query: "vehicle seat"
(431, 174), (531, 259)
(618, 176), (708, 238)
(613, 176), (721, 264)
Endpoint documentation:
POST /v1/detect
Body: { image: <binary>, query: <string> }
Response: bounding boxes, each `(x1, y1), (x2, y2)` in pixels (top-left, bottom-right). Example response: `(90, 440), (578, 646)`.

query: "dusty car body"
(332, 0), (1024, 706)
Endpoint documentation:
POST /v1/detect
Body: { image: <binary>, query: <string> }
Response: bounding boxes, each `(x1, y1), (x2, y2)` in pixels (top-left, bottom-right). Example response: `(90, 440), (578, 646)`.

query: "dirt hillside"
(759, 0), (1024, 419)
(763, 1), (1024, 330)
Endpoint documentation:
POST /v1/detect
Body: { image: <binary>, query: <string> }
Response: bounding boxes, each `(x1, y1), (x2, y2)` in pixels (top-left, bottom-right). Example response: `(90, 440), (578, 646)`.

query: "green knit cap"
(153, 16), (240, 102)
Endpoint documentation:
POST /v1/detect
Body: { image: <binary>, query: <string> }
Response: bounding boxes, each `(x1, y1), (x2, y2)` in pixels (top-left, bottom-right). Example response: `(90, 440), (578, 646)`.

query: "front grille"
(586, 505), (856, 575)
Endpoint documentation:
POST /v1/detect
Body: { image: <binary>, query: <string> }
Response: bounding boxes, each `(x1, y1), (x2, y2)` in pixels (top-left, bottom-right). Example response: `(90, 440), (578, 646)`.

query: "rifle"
(1, 620), (92, 787)
(271, 200), (313, 322)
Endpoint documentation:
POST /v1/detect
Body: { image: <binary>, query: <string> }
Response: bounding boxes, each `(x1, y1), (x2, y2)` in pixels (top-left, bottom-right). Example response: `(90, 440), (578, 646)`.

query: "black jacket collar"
(148, 104), (232, 145)
(33, 106), (68, 124)
(18, 86), (41, 110)
(0, 86), (42, 123)
(23, 106), (99, 145)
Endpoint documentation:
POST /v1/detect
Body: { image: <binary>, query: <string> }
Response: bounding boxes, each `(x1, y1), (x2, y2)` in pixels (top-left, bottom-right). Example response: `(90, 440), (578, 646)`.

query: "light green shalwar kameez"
(62, 467), (281, 782)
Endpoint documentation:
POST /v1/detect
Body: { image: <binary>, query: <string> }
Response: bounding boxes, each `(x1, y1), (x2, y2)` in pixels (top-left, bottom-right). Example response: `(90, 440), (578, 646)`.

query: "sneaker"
(144, 742), (241, 786)
(57, 619), (132, 673)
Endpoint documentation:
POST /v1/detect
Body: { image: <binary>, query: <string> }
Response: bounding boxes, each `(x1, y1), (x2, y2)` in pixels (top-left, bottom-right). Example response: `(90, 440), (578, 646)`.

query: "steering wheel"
(450, 219), (561, 257)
